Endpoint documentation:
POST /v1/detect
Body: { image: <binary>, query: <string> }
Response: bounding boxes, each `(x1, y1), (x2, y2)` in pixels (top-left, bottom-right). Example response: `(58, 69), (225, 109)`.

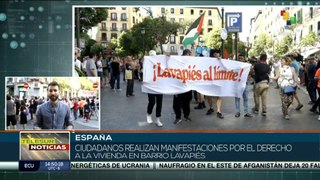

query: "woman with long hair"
(272, 56), (300, 120)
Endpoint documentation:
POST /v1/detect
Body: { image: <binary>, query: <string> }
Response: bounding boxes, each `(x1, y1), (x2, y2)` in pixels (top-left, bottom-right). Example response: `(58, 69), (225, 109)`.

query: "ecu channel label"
(19, 132), (70, 172)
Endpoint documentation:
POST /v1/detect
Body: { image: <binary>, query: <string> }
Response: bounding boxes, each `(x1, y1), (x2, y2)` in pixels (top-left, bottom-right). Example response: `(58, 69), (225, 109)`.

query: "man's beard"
(49, 95), (58, 102)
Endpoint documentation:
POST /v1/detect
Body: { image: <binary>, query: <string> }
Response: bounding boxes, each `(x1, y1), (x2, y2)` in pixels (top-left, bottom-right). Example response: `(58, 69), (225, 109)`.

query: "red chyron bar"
(29, 144), (69, 150)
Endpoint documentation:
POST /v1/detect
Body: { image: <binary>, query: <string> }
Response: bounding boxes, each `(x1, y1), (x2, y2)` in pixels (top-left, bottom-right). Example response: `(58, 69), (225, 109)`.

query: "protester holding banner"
(173, 49), (193, 124)
(206, 49), (224, 119)
(253, 54), (270, 116)
(141, 48), (251, 107)
(234, 54), (252, 118)
(146, 50), (163, 127)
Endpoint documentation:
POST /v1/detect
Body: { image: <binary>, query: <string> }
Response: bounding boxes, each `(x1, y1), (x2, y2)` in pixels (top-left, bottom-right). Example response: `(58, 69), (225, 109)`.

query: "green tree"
(205, 30), (246, 59)
(118, 30), (139, 56)
(110, 38), (118, 50)
(110, 34), (127, 57)
(300, 31), (318, 46)
(118, 17), (181, 55)
(78, 8), (109, 34)
(204, 27), (222, 50)
(82, 39), (96, 57)
(80, 78), (95, 91)
(248, 48), (257, 58)
(90, 43), (104, 55)
(274, 35), (293, 57)
(266, 35), (273, 49)
(53, 78), (71, 93)
(252, 33), (268, 56)
(151, 17), (181, 53)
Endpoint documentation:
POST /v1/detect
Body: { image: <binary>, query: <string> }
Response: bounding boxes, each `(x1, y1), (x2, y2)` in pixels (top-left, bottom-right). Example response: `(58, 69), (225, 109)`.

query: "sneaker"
(295, 104), (303, 110)
(318, 115), (320, 121)
(261, 112), (267, 116)
(206, 108), (214, 115)
(310, 108), (318, 114)
(244, 113), (253, 117)
(284, 115), (290, 120)
(156, 118), (163, 127)
(217, 112), (224, 119)
(194, 103), (203, 109)
(252, 108), (259, 114)
(146, 114), (153, 124)
(184, 116), (192, 121)
(235, 112), (240, 118)
(174, 119), (182, 124)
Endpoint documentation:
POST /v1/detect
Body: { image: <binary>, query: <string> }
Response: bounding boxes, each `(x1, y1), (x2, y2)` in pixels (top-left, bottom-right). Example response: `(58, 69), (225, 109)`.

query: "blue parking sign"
(226, 13), (242, 32)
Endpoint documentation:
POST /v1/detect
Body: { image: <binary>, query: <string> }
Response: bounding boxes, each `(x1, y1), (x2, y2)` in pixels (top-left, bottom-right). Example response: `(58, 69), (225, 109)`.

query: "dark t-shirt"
(111, 62), (120, 76)
(254, 63), (270, 83)
(307, 63), (316, 81)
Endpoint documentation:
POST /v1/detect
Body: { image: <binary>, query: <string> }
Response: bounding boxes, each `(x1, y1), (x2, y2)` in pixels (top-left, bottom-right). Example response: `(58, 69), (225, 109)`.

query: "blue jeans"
(235, 85), (249, 113)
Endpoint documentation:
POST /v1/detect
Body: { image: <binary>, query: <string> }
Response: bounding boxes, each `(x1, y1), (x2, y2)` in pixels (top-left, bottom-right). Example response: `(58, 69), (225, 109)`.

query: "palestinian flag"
(182, 13), (205, 47)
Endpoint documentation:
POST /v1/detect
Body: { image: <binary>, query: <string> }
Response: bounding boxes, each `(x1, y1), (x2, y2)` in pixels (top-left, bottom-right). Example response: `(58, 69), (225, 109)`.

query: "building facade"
(249, 7), (320, 56)
(95, 7), (145, 48)
(153, 7), (221, 54)
(6, 77), (52, 100)
(92, 7), (221, 55)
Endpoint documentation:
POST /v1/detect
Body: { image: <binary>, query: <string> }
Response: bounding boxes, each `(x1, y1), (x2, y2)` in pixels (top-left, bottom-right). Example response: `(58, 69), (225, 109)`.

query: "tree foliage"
(81, 39), (96, 57)
(204, 29), (246, 58)
(90, 43), (105, 55)
(117, 16), (181, 55)
(52, 78), (71, 94)
(78, 8), (108, 33)
(252, 33), (268, 56)
(118, 31), (139, 56)
(300, 31), (318, 46)
(274, 35), (293, 57)
(204, 27), (222, 50)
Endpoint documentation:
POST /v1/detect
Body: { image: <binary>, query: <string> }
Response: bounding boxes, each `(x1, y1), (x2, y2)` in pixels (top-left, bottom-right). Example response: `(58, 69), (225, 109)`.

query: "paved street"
(102, 77), (320, 130)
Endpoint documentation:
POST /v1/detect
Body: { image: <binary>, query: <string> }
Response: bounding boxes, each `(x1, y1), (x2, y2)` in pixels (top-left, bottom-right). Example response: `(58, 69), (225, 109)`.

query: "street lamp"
(221, 7), (225, 58)
(141, 27), (145, 56)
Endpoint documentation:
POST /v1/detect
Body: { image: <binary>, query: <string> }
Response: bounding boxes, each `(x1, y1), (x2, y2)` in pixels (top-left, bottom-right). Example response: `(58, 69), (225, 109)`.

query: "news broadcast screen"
(1, 0), (320, 179)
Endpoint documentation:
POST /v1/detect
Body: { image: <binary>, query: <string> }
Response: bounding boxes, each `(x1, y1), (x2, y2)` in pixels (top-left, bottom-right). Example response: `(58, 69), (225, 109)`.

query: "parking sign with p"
(226, 12), (242, 32)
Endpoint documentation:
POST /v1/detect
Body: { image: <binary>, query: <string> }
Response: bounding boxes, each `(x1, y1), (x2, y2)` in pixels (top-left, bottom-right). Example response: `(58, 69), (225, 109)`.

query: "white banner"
(142, 55), (251, 97)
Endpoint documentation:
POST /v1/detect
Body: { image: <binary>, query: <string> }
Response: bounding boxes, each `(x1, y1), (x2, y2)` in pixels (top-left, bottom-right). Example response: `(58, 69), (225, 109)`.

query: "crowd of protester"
(6, 95), (99, 130)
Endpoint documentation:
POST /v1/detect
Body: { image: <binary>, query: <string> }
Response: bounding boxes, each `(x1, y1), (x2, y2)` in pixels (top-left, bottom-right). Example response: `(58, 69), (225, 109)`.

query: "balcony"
(121, 18), (127, 21)
(120, 28), (127, 32)
(111, 27), (118, 31)
(314, 8), (320, 16)
(111, 18), (117, 21)
(100, 27), (108, 31)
